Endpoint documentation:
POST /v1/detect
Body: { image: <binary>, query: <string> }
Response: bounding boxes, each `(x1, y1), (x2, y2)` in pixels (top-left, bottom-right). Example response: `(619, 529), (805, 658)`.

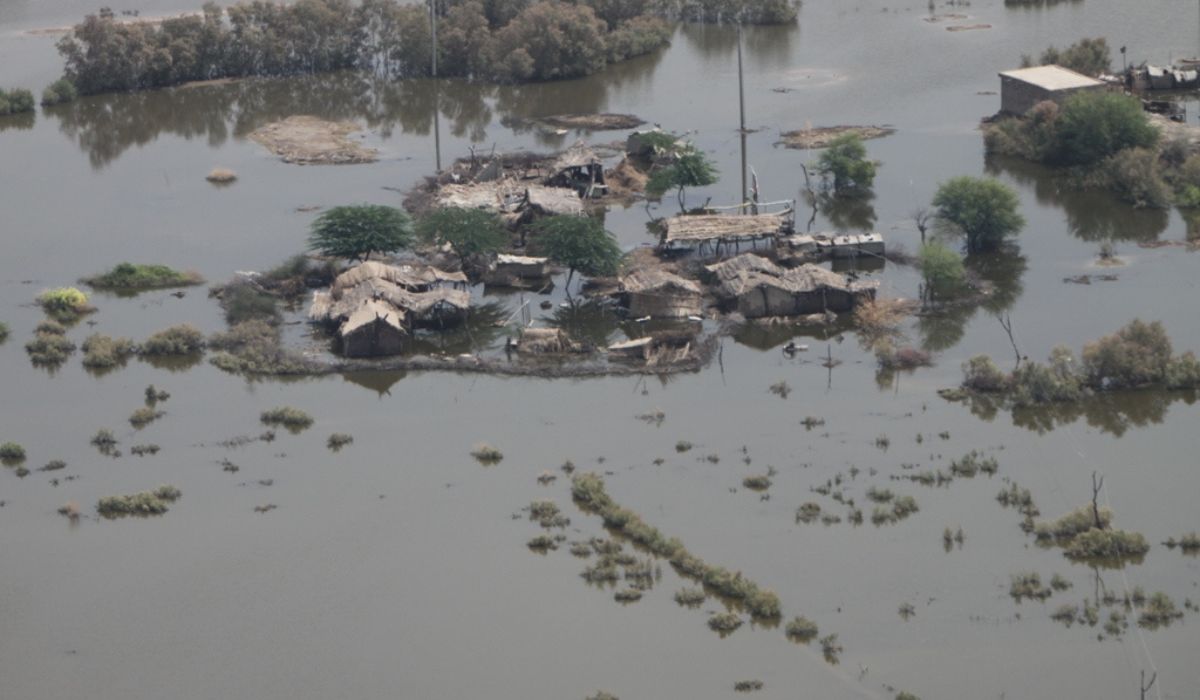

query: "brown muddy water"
(2, 1), (1200, 699)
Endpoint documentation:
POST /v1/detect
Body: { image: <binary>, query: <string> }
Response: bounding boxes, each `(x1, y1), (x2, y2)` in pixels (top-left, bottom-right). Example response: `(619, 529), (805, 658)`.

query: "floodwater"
(2, 1), (1199, 699)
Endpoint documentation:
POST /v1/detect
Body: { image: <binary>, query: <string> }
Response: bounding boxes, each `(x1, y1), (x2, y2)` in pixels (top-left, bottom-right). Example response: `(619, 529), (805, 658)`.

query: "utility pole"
(737, 20), (747, 210)
(430, 0), (441, 171)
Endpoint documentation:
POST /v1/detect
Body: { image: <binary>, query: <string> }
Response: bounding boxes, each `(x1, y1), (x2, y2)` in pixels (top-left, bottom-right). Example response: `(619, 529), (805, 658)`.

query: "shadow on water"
(961, 388), (1198, 436)
(986, 154), (1169, 243)
(47, 49), (673, 169)
(731, 316), (853, 352)
(341, 369), (408, 396)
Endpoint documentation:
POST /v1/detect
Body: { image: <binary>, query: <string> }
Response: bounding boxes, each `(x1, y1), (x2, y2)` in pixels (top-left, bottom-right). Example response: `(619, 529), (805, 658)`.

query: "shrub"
(0, 322), (9, 343)
(674, 587), (706, 606)
(327, 433), (354, 450)
(219, 284), (281, 325)
(1094, 148), (1171, 209)
(81, 333), (136, 369)
(260, 407), (314, 431)
(1009, 571), (1051, 601)
(470, 443), (503, 464)
(1010, 347), (1085, 405)
(208, 319), (314, 375)
(91, 429), (118, 448)
(41, 78), (77, 106)
(1138, 592), (1183, 629)
(1081, 319), (1172, 389)
(489, 2), (608, 82)
(932, 177), (1025, 253)
(36, 287), (93, 322)
(0, 87), (35, 115)
(742, 474), (772, 490)
(1034, 505), (1111, 541)
(84, 262), (203, 290)
(142, 324), (205, 355)
(0, 442), (26, 463)
(962, 355), (1008, 392)
(1023, 37), (1111, 76)
(1051, 91), (1158, 166)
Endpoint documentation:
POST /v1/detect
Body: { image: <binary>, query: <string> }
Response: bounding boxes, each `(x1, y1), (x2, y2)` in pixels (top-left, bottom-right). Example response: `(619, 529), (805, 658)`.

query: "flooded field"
(2, 1), (1199, 699)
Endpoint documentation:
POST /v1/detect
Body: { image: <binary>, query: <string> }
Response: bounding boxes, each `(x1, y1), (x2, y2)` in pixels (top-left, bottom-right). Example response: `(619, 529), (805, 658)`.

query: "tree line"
(55, 0), (796, 96)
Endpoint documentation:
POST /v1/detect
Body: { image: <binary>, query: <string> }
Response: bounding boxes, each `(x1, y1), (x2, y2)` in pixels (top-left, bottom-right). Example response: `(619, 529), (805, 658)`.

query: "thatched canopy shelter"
(517, 327), (582, 354)
(330, 260), (466, 295)
(545, 142), (607, 198)
(619, 269), (703, 319)
(663, 212), (792, 256)
(485, 254), (551, 287)
(310, 261), (472, 332)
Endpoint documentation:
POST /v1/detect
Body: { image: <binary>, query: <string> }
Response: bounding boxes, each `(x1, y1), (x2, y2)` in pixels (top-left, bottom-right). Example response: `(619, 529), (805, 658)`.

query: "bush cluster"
(0, 87), (35, 115)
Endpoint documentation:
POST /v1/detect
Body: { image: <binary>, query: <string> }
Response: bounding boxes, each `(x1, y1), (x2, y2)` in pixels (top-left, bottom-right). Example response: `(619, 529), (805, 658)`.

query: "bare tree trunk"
(1091, 472), (1105, 530)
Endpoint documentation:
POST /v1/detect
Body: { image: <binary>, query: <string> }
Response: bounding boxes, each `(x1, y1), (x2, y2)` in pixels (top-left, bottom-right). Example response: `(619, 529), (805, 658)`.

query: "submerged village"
(3, 2), (1200, 700)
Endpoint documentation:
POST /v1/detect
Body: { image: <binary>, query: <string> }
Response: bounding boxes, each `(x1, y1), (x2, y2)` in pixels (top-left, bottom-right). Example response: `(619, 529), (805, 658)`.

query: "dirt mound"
(536, 113), (645, 131)
(777, 125), (896, 150)
(249, 116), (378, 165)
(606, 157), (649, 200)
(946, 24), (991, 32)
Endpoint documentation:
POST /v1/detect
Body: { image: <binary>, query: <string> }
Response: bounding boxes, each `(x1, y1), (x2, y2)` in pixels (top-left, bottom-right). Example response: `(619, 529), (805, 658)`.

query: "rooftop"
(998, 65), (1104, 91)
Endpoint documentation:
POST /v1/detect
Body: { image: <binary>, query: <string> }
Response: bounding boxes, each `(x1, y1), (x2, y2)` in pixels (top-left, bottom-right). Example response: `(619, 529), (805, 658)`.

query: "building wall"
(1000, 76), (1104, 115)
(629, 292), (702, 319)
(342, 321), (405, 357)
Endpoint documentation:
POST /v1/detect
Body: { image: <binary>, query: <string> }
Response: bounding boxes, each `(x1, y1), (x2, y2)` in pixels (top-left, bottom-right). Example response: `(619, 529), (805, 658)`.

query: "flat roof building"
(998, 65), (1105, 115)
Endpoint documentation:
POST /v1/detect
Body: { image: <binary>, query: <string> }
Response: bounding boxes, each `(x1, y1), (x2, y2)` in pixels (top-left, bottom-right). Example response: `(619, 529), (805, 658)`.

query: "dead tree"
(911, 207), (933, 245)
(996, 312), (1022, 370)
(1091, 471), (1105, 530)
(1140, 670), (1156, 700)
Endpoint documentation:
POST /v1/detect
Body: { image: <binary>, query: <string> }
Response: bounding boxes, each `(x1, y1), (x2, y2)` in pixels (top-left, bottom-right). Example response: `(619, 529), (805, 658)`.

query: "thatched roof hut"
(619, 269), (703, 319)
(330, 261), (466, 295)
(310, 262), (472, 331)
(338, 299), (407, 357)
(704, 254), (875, 318)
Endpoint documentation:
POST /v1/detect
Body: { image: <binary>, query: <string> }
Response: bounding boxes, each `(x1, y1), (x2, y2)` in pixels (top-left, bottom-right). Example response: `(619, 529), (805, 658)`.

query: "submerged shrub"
(25, 331), (76, 366)
(1164, 351), (1200, 390)
(0, 442), (26, 464)
(0, 87), (35, 114)
(1063, 529), (1149, 560)
(674, 587), (706, 607)
(1138, 592), (1183, 629)
(1009, 571), (1051, 601)
(327, 433), (354, 450)
(470, 443), (503, 464)
(81, 333), (135, 368)
(220, 283), (281, 325)
(1082, 319), (1172, 389)
(141, 324), (205, 355)
(1034, 505), (1112, 541)
(129, 407), (164, 428)
(0, 321), (9, 343)
(708, 611), (743, 634)
(785, 615), (819, 642)
(948, 451), (999, 478)
(96, 484), (181, 517)
(260, 407), (314, 431)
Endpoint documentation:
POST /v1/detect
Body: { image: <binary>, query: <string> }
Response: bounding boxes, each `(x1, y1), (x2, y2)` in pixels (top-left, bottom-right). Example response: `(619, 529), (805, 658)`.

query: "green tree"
(1022, 37), (1111, 77)
(816, 133), (876, 196)
(532, 216), (622, 290)
(309, 204), (414, 262)
(919, 242), (966, 302)
(932, 176), (1025, 253)
(1052, 91), (1158, 166)
(489, 1), (608, 81)
(646, 151), (719, 212)
(416, 207), (509, 267)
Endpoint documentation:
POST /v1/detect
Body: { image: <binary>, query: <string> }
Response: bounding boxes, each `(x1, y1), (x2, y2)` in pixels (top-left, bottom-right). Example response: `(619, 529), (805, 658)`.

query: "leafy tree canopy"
(309, 204), (414, 261)
(932, 176), (1025, 253)
(816, 133), (876, 196)
(532, 216), (622, 285)
(416, 207), (509, 265)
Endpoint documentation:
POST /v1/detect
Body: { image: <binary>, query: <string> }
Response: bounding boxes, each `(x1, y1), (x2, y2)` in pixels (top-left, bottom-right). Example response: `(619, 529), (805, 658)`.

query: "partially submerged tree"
(932, 176), (1025, 253)
(816, 133), (876, 196)
(647, 150), (719, 212)
(309, 204), (414, 262)
(1021, 37), (1111, 77)
(919, 241), (966, 302)
(1051, 91), (1158, 166)
(533, 216), (622, 290)
(416, 207), (509, 268)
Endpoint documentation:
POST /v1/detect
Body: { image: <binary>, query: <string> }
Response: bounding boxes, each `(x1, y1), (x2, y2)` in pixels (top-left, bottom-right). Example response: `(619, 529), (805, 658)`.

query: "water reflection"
(678, 23), (795, 72)
(986, 155), (1169, 242)
(341, 369), (407, 395)
(548, 299), (623, 349)
(961, 388), (1197, 436)
(821, 193), (877, 232)
(0, 111), (34, 132)
(48, 60), (671, 168)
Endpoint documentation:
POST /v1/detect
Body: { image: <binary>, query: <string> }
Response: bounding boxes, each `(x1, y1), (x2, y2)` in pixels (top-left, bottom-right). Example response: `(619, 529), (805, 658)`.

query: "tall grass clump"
(470, 443), (504, 464)
(784, 616), (819, 642)
(141, 324), (205, 355)
(83, 263), (203, 290)
(0, 321), (9, 343)
(129, 406), (164, 428)
(36, 287), (94, 323)
(207, 319), (314, 375)
(219, 283), (281, 325)
(260, 406), (314, 432)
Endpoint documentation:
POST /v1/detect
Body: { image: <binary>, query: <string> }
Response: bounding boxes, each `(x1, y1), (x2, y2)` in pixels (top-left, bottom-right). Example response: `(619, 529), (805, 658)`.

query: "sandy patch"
(249, 116), (378, 165)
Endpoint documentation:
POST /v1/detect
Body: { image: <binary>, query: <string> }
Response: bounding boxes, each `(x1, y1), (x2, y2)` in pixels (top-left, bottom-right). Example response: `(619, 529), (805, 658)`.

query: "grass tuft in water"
(613, 589), (643, 603)
(527, 535), (558, 552)
(675, 440), (693, 452)
(130, 444), (160, 457)
(84, 263), (202, 291)
(81, 333), (136, 369)
(470, 443), (503, 464)
(1063, 529), (1149, 560)
(142, 324), (205, 355)
(260, 407), (314, 432)
(37, 287), (94, 323)
(1138, 592), (1183, 629)
(1009, 571), (1052, 601)
(25, 329), (76, 366)
(0, 442), (27, 464)
(674, 587), (706, 607)
(768, 381), (791, 399)
(129, 407), (164, 428)
(742, 474), (772, 491)
(948, 450), (998, 478)
(734, 680), (764, 692)
(1163, 532), (1200, 551)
